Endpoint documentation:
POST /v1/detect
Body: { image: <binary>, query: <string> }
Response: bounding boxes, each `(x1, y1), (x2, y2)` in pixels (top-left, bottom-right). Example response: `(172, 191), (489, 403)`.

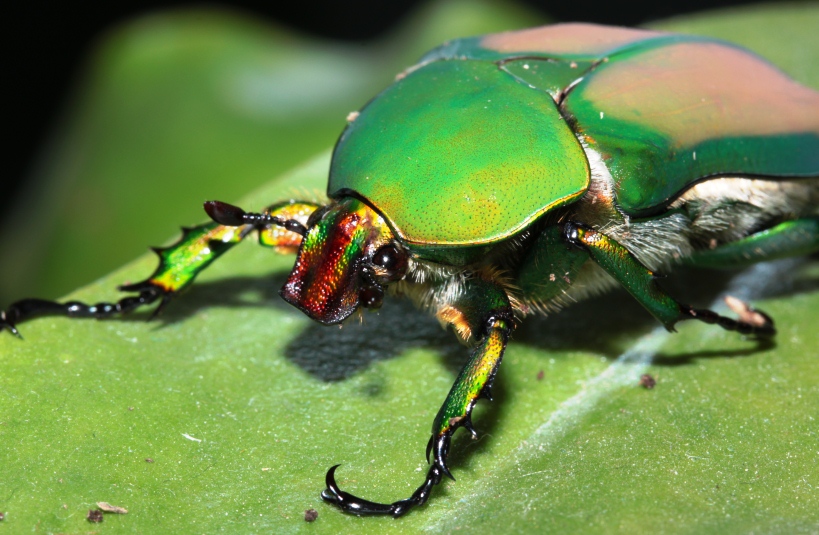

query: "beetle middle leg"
(0, 200), (320, 336)
(322, 275), (513, 517)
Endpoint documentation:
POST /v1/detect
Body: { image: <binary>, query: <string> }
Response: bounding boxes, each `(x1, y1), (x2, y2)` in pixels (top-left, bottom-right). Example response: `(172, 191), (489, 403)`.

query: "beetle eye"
(371, 244), (408, 282)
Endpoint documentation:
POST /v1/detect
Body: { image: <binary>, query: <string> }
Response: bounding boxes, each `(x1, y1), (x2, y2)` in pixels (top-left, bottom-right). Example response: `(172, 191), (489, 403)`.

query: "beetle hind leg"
(564, 221), (778, 338)
(688, 218), (819, 269)
(677, 301), (775, 337)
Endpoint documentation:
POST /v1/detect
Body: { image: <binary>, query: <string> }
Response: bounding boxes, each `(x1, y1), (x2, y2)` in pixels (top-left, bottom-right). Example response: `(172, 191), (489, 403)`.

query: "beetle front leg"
(0, 200), (320, 337)
(322, 276), (513, 517)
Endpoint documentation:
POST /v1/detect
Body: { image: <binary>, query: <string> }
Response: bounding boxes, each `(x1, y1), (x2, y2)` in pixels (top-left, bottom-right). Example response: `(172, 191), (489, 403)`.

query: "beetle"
(2, 23), (818, 517)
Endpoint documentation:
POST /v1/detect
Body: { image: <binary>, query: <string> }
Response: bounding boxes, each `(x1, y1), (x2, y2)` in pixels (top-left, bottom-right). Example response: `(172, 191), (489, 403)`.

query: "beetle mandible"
(2, 23), (818, 516)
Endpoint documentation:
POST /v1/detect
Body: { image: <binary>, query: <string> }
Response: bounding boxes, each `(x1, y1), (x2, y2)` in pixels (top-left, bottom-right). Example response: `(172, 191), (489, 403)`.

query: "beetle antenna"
(204, 200), (307, 236)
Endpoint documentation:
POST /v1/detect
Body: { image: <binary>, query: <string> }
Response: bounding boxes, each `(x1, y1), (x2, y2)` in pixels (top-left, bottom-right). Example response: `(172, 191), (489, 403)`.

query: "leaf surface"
(1, 4), (818, 533)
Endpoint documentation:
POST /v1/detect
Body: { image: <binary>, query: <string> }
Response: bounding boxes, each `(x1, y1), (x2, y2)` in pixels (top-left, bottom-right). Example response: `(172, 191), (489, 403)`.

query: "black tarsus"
(322, 462), (445, 518)
(680, 304), (776, 337)
(204, 200), (307, 236)
(322, 432), (454, 517)
(1, 283), (163, 338)
(323, 319), (511, 517)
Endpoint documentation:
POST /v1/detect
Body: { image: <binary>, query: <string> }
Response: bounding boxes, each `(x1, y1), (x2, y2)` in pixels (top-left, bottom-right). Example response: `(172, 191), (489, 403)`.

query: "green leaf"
(1, 3), (818, 533)
(0, 0), (544, 304)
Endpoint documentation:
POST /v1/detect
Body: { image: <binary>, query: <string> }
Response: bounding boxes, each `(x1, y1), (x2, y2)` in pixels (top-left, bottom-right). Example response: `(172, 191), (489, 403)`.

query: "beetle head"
(280, 197), (408, 324)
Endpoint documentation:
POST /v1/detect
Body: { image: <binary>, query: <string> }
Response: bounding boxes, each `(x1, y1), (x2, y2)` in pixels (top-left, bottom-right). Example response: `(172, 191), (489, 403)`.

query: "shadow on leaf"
(107, 259), (817, 380)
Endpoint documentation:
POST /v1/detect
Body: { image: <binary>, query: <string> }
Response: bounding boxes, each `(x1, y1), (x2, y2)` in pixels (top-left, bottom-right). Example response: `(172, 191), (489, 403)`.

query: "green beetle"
(2, 23), (819, 516)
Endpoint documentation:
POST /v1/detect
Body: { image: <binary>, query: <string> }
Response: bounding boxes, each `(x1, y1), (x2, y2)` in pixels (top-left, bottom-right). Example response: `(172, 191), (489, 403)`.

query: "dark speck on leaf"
(87, 509), (104, 523)
(639, 374), (656, 389)
(536, 370), (544, 381)
(145, 458), (154, 463)
(304, 508), (318, 522)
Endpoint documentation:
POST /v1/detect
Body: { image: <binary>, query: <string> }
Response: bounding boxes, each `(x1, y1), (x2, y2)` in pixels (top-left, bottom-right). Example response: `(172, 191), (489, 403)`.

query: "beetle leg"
(688, 218), (819, 269)
(0, 200), (321, 337)
(0, 290), (165, 338)
(322, 276), (513, 516)
(564, 221), (776, 337)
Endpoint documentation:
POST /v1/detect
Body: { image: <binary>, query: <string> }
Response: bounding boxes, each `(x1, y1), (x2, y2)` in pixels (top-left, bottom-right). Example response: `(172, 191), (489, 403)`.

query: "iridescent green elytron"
(2, 23), (818, 517)
(330, 60), (590, 248)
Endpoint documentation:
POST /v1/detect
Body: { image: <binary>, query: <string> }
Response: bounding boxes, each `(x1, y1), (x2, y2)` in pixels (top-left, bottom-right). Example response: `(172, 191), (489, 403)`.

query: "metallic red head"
(280, 198), (408, 324)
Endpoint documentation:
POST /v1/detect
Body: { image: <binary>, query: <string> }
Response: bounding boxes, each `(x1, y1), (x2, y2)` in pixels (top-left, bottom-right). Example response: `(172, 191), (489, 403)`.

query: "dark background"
(4, 0), (767, 214)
